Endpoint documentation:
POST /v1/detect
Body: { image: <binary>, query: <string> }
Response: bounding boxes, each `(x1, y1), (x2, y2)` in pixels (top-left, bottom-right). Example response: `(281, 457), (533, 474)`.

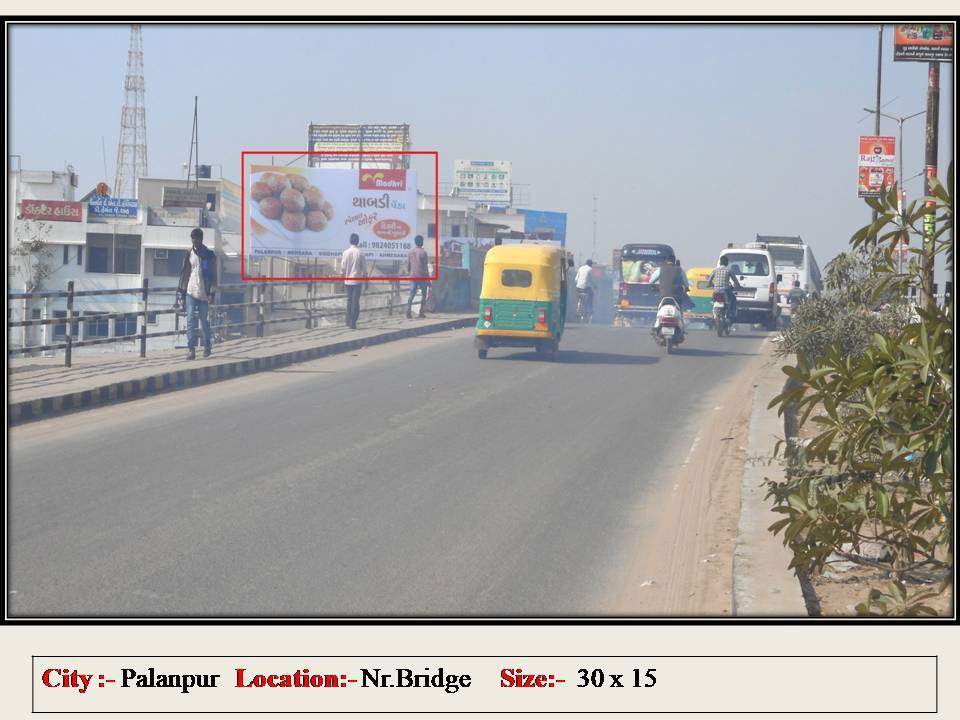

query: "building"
(9, 162), (242, 355)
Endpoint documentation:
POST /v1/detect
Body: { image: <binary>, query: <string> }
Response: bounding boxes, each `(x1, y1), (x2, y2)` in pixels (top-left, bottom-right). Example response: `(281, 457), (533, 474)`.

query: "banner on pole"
(857, 135), (896, 198)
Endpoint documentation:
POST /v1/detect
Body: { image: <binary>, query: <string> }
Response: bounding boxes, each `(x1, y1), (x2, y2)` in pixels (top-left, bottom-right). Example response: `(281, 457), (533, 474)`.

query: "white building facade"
(9, 166), (241, 355)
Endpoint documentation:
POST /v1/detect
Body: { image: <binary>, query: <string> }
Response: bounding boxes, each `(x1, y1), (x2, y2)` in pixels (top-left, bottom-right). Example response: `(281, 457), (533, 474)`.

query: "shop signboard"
(521, 209), (567, 246)
(454, 160), (512, 205)
(19, 199), (82, 222)
(162, 186), (210, 208)
(88, 197), (139, 218)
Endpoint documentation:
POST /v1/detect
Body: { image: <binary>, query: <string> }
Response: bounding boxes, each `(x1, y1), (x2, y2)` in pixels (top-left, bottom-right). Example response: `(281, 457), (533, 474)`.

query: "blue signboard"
(522, 209), (567, 246)
(88, 197), (139, 218)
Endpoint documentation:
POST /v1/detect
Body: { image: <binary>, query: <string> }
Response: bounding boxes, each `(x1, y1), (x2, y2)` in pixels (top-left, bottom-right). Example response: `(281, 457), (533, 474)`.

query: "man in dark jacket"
(178, 228), (217, 359)
(655, 258), (690, 309)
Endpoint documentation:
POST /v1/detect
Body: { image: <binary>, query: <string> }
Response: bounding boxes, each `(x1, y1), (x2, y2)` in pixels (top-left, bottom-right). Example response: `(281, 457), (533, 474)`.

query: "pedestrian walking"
(341, 233), (367, 329)
(407, 235), (430, 319)
(178, 228), (217, 359)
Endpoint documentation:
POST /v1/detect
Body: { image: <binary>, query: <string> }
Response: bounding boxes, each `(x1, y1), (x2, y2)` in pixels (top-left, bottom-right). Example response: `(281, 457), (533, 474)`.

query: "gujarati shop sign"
(858, 135), (896, 199)
(20, 199), (82, 222)
(894, 24), (954, 63)
(88, 196), (139, 218)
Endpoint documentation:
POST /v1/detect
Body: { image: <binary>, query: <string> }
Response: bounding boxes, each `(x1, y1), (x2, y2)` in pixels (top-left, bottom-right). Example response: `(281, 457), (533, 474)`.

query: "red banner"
(857, 135), (896, 199)
(20, 199), (82, 222)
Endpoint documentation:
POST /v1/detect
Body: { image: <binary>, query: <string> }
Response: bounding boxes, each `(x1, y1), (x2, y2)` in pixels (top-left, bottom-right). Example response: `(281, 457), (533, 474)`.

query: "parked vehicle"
(712, 290), (731, 336)
(652, 296), (686, 353)
(475, 245), (568, 361)
(754, 235), (823, 323)
(716, 245), (781, 330)
(615, 243), (676, 325)
(686, 266), (716, 329)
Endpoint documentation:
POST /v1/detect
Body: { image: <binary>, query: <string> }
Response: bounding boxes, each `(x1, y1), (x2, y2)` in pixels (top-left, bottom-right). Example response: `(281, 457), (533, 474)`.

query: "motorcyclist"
(575, 259), (596, 316)
(707, 255), (742, 322)
(652, 258), (690, 310)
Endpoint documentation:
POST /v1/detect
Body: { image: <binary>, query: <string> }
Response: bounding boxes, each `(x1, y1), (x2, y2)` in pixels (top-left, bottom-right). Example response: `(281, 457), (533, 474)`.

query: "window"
(62, 245), (69, 264)
(53, 310), (79, 340)
(115, 235), (141, 274)
(147, 311), (159, 325)
(83, 312), (109, 338)
(427, 223), (436, 239)
(153, 249), (188, 277)
(724, 253), (770, 277)
(770, 247), (804, 269)
(32, 309), (41, 320)
(451, 225), (461, 238)
(86, 234), (113, 273)
(77, 246), (83, 265)
(86, 233), (142, 274)
(501, 269), (532, 287)
(115, 313), (139, 337)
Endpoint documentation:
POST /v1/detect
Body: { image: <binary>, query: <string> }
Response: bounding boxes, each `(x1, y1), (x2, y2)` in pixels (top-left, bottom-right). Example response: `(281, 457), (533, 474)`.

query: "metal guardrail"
(8, 279), (409, 366)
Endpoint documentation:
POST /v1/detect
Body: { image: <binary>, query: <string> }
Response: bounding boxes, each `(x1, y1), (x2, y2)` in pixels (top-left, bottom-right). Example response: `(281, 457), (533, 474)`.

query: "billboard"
(521, 209), (567, 246)
(248, 165), (417, 261)
(894, 24), (954, 62)
(87, 197), (139, 218)
(454, 160), (511, 205)
(19, 199), (82, 222)
(307, 124), (411, 168)
(857, 135), (896, 198)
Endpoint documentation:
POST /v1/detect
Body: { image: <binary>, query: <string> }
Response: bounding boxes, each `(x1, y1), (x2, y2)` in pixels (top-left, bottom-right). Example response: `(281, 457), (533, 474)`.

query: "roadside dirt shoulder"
(598, 341), (771, 616)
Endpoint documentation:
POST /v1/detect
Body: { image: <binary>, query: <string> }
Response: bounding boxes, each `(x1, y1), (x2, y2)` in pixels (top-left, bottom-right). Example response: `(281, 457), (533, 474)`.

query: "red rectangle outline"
(240, 151), (439, 282)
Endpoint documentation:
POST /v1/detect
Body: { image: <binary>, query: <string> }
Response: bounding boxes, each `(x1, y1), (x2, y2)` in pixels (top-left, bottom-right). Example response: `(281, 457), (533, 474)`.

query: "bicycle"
(575, 291), (593, 324)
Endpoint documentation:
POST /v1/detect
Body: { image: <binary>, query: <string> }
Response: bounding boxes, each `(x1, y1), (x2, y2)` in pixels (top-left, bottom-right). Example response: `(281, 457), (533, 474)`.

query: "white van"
(754, 235), (823, 319)
(716, 246), (781, 330)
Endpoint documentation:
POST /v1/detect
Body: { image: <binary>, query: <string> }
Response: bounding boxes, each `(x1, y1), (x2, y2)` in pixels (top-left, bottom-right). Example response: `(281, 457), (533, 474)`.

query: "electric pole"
(922, 61), (940, 309)
(871, 25), (883, 226)
(592, 193), (598, 261)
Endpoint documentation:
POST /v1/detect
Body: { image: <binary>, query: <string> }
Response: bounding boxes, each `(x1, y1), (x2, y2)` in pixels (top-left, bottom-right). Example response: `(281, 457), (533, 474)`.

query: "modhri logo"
(359, 169), (406, 191)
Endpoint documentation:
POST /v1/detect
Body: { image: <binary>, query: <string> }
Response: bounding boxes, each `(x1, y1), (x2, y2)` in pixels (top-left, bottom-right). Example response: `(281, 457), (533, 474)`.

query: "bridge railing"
(8, 279), (409, 367)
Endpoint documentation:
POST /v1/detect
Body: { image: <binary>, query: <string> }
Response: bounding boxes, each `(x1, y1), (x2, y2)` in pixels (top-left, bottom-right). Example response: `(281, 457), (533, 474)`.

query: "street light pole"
(871, 25), (883, 226)
(862, 107), (925, 274)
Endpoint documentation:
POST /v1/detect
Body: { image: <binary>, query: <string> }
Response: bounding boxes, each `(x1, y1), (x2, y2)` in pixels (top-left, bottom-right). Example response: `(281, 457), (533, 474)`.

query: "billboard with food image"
(248, 165), (417, 261)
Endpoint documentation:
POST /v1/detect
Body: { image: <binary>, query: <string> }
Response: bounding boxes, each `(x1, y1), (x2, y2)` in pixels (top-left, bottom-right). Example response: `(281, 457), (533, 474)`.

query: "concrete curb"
(9, 317), (475, 426)
(732, 344), (809, 616)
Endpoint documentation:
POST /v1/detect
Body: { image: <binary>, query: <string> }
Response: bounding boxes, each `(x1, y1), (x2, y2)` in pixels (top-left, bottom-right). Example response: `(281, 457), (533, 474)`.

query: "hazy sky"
(9, 23), (954, 270)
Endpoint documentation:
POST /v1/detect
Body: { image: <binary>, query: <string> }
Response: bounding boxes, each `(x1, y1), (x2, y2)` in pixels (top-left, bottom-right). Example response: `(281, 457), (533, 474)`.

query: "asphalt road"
(9, 322), (767, 617)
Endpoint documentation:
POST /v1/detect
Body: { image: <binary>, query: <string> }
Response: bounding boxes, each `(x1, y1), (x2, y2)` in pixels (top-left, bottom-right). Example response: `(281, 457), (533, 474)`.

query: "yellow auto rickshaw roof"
(687, 266), (714, 281)
(481, 244), (563, 299)
(484, 244), (565, 267)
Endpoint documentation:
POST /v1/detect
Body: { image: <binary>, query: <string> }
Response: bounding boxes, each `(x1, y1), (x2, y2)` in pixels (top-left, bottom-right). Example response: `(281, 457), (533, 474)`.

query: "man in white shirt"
(575, 259), (596, 316)
(177, 228), (217, 359)
(341, 233), (367, 329)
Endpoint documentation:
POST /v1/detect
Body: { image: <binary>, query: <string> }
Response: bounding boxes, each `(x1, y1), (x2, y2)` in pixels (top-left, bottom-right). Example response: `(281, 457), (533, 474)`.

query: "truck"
(753, 235), (823, 323)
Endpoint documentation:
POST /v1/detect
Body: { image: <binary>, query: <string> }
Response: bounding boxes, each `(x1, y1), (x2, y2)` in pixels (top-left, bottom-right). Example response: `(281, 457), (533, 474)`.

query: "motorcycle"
(652, 297), (685, 353)
(713, 291), (731, 337)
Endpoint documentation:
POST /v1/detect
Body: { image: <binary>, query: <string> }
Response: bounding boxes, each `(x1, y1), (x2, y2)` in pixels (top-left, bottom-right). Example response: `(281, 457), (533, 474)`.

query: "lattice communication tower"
(113, 24), (148, 198)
